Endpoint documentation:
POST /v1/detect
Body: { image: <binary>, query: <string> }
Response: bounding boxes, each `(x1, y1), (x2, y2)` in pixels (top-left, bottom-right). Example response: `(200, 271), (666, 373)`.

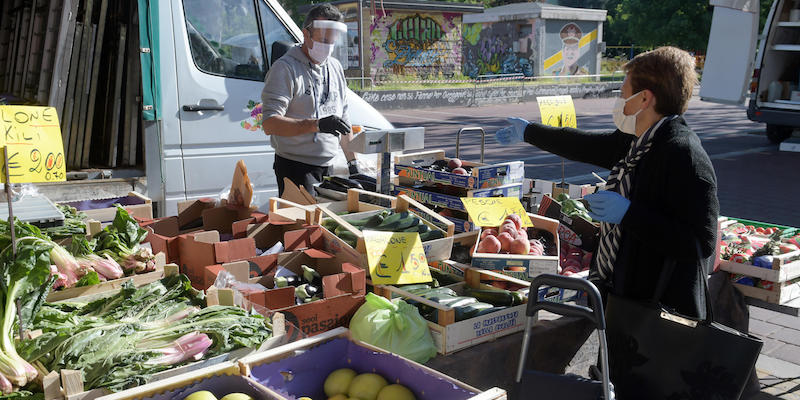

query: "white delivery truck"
(700, 0), (800, 147)
(0, 0), (392, 216)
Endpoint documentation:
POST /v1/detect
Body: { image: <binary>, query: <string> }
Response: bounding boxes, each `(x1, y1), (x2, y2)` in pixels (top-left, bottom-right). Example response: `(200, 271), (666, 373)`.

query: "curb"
(756, 354), (800, 378)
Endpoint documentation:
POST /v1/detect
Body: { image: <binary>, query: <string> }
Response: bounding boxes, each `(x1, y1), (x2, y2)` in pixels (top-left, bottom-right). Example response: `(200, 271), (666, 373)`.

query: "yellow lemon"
(324, 368), (357, 397)
(347, 373), (388, 400)
(220, 394), (253, 400)
(184, 391), (218, 400)
(377, 384), (416, 400)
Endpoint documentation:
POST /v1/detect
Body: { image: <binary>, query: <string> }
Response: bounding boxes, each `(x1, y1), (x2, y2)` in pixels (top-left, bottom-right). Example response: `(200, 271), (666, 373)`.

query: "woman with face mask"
(495, 46), (718, 328)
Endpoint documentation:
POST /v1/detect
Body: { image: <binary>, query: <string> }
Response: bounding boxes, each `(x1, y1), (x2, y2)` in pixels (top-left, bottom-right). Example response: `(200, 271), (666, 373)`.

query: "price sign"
(536, 95), (576, 128)
(364, 231), (431, 285)
(0, 106), (66, 183)
(461, 197), (533, 227)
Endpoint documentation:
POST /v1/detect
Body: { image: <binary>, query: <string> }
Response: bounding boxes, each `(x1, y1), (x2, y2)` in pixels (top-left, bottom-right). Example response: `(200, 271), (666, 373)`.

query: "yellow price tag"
(536, 95), (576, 128)
(0, 106), (66, 183)
(461, 197), (533, 227)
(364, 231), (431, 285)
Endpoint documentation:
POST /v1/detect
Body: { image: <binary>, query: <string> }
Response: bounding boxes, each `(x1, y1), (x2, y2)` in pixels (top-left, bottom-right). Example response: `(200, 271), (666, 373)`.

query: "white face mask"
(308, 40), (334, 64)
(612, 91), (643, 135)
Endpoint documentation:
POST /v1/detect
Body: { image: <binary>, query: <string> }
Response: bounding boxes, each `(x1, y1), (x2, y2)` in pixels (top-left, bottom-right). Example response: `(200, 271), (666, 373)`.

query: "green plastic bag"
(350, 293), (437, 363)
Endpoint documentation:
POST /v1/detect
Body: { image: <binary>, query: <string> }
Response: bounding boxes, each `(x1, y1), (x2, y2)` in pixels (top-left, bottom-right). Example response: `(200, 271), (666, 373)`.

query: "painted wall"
(368, 11), (462, 79)
(541, 20), (599, 76)
(462, 21), (538, 78)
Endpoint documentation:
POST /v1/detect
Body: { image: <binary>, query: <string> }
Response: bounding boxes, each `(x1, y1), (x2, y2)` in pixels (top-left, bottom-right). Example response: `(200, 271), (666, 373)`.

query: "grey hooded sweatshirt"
(260, 46), (349, 167)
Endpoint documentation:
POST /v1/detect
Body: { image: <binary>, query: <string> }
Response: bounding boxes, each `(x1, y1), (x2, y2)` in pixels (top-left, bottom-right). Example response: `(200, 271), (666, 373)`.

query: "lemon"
(184, 391), (218, 400)
(220, 394), (253, 400)
(377, 384), (415, 400)
(324, 368), (357, 397)
(347, 373), (388, 400)
(328, 395), (349, 400)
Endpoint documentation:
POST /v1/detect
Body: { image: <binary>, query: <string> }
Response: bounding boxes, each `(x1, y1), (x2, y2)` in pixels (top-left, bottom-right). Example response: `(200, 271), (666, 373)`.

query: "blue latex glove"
(494, 117), (529, 145)
(584, 191), (631, 224)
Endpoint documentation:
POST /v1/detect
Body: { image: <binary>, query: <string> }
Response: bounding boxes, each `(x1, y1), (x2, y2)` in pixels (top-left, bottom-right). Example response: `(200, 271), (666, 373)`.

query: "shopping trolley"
(515, 273), (614, 399)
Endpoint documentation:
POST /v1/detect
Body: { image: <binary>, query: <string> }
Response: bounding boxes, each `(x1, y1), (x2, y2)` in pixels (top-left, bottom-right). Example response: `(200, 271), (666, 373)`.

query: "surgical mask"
(308, 40), (334, 64)
(612, 91), (643, 135)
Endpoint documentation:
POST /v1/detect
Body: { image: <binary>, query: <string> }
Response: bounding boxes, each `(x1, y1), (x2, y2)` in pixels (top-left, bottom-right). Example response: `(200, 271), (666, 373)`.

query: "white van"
(144, 0), (392, 216)
(700, 0), (800, 145)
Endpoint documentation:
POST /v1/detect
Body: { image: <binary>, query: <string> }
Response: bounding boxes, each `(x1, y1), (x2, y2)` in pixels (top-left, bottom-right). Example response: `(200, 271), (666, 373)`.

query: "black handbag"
(605, 246), (763, 400)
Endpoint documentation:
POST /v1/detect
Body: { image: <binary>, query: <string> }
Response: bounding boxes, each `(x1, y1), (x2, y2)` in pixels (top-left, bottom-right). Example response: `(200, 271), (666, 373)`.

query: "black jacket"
(525, 116), (719, 318)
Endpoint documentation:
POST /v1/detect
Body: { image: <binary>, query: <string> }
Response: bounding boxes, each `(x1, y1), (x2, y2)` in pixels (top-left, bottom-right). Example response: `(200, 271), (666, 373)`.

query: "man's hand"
(318, 115), (351, 136)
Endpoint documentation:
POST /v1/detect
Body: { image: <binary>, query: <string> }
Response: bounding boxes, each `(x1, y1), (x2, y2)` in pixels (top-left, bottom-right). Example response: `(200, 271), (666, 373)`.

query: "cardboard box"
(247, 249), (367, 337)
(394, 182), (523, 212)
(537, 194), (600, 252)
(395, 150), (524, 189)
(375, 267), (529, 355)
(470, 213), (561, 281)
(237, 327), (507, 400)
(316, 194), (456, 264)
(178, 231), (256, 289)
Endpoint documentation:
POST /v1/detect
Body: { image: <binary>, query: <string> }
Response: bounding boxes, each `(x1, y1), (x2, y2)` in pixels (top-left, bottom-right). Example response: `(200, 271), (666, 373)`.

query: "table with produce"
(1, 150), (796, 400)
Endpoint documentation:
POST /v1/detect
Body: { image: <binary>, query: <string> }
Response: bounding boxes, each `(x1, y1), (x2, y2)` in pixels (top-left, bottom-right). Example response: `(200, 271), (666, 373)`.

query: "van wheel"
(766, 124), (792, 144)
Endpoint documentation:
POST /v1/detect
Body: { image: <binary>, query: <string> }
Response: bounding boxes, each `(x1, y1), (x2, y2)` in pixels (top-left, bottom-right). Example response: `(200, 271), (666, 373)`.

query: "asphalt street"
(383, 96), (800, 228)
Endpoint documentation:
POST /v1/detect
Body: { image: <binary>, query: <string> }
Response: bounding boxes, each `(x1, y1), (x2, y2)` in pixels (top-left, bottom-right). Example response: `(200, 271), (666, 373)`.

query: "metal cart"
(515, 273), (614, 399)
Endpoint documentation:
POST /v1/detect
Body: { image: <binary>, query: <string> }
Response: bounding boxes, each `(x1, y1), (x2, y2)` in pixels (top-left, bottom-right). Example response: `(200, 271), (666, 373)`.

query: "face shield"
(306, 20), (348, 64)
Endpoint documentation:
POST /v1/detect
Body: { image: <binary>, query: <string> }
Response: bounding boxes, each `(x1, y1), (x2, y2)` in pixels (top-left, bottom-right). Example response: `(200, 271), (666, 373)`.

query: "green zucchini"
(416, 287), (457, 299)
(464, 287), (524, 307)
(429, 268), (461, 286)
(398, 283), (432, 294)
(454, 302), (495, 321)
(419, 230), (445, 241)
(430, 296), (477, 308)
(378, 211), (406, 227)
(474, 306), (507, 317)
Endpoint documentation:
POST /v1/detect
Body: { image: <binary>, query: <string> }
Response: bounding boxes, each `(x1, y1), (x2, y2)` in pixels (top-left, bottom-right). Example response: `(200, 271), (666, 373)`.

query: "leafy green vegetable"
(94, 205), (155, 274)
(20, 275), (272, 392)
(75, 270), (100, 287)
(43, 205), (87, 240)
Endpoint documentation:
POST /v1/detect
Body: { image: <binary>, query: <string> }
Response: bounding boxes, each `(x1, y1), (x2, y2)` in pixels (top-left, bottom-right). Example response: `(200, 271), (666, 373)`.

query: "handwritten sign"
(536, 95), (576, 128)
(0, 106), (66, 183)
(461, 197), (533, 228)
(364, 231), (431, 285)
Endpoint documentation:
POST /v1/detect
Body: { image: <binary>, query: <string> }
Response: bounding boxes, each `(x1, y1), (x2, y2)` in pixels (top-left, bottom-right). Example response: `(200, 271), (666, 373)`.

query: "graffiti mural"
(369, 11), (462, 79)
(542, 21), (598, 76)
(462, 21), (536, 79)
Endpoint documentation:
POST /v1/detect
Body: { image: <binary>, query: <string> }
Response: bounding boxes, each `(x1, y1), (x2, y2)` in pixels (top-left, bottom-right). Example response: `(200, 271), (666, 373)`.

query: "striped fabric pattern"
(593, 115), (677, 283)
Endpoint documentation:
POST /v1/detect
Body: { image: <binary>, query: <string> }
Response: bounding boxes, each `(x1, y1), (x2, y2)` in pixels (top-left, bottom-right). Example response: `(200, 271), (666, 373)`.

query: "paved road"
(383, 97), (800, 227)
(382, 97), (800, 398)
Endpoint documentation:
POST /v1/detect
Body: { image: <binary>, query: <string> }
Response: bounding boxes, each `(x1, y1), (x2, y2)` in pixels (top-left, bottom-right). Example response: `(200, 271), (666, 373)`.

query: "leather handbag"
(605, 245), (763, 400)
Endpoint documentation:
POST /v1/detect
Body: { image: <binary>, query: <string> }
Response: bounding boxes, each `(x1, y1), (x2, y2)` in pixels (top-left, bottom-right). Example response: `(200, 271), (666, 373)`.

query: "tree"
(605, 0), (713, 52)
(558, 0), (608, 9)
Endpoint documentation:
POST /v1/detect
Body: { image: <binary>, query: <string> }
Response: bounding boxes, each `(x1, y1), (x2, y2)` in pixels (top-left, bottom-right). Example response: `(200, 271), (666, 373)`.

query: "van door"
(698, 0), (761, 104)
(169, 0), (297, 215)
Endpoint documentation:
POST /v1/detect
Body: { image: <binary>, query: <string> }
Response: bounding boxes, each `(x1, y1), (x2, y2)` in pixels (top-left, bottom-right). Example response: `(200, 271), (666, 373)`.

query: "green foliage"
(606, 0), (713, 51)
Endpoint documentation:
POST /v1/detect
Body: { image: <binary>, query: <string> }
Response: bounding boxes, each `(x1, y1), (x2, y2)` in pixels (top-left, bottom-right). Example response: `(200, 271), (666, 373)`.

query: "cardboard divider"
(268, 197), (316, 224)
(178, 230), (256, 290)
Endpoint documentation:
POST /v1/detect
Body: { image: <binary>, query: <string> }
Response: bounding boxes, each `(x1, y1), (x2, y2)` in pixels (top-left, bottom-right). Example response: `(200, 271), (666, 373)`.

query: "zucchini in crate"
(463, 287), (525, 307)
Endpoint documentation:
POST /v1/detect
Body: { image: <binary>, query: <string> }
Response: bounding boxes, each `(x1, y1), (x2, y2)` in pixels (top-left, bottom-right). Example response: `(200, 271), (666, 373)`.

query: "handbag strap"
(650, 237), (714, 322)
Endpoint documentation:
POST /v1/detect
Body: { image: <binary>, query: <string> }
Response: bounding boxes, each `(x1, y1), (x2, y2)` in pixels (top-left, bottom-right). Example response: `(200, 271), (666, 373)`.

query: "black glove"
(318, 115), (350, 137)
(348, 159), (359, 175)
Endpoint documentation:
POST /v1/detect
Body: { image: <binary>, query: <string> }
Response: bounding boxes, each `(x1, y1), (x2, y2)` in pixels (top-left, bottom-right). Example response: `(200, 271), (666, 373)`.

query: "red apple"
(448, 158), (463, 170)
(452, 167), (468, 175)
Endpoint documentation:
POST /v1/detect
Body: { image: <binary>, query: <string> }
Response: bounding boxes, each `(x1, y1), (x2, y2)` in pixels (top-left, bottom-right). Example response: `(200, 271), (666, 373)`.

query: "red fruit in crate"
(452, 168), (469, 175)
(477, 236), (502, 253)
(510, 237), (530, 255)
(562, 258), (582, 271)
(481, 228), (498, 240)
(582, 252), (593, 269)
(505, 214), (523, 230)
(500, 222), (518, 237)
(517, 228), (528, 240)
(498, 232), (514, 252)
(448, 158), (463, 170)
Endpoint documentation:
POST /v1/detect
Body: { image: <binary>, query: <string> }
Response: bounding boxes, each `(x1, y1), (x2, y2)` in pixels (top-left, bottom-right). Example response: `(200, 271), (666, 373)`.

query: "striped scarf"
(593, 115), (677, 283)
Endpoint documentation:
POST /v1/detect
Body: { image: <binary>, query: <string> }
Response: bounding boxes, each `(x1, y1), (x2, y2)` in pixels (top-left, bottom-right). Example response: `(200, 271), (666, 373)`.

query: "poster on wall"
(542, 21), (598, 76)
(346, 21), (360, 69)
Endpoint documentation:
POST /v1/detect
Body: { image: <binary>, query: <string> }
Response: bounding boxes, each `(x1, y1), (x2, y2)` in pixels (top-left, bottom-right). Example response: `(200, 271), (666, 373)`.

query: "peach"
(477, 235), (501, 253)
(497, 232), (514, 252)
(510, 237), (531, 255)
(505, 214), (523, 230)
(452, 167), (468, 175)
(448, 158), (463, 170)
(480, 228), (498, 240)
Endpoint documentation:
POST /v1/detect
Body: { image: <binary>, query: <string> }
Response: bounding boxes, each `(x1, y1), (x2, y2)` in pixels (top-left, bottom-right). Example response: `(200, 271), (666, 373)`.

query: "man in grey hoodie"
(261, 4), (357, 195)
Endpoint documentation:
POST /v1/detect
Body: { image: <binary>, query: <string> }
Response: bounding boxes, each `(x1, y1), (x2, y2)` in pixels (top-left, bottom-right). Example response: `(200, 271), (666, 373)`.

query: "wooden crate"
(237, 327), (507, 400)
(67, 192), (153, 223)
(720, 249), (800, 305)
(316, 194), (455, 263)
(374, 268), (529, 355)
(470, 213), (560, 281)
(395, 150), (524, 190)
(268, 188), (395, 223)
